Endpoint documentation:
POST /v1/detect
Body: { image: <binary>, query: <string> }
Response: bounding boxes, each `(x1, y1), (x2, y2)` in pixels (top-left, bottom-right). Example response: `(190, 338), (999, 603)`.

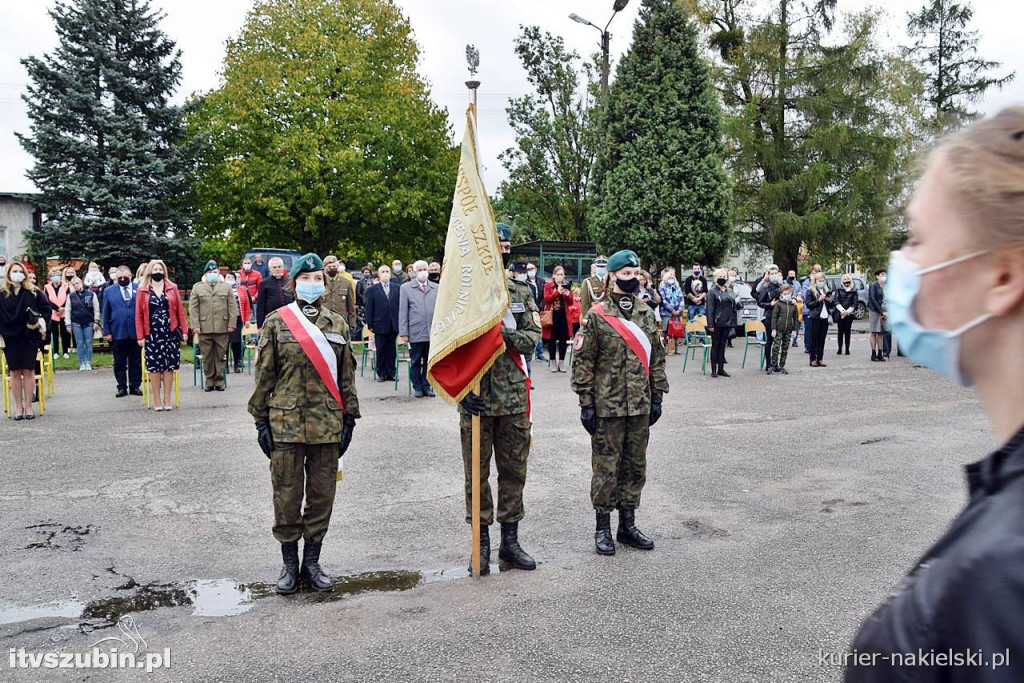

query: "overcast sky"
(1, 0), (1021, 196)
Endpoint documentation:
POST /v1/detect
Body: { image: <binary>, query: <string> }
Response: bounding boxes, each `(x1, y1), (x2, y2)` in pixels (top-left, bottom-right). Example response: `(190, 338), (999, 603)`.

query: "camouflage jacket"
(248, 303), (360, 444)
(571, 294), (670, 417)
(458, 279), (542, 417)
(579, 276), (606, 320)
(322, 274), (356, 326)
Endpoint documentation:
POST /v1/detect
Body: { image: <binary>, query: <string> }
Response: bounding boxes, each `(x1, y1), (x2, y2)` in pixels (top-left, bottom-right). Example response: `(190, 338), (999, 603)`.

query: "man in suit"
(398, 260), (438, 398)
(363, 264), (401, 382)
(102, 265), (142, 397)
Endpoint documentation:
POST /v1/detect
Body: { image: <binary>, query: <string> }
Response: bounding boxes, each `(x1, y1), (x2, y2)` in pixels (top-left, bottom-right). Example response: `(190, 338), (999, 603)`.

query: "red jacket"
(236, 286), (252, 324)
(238, 269), (262, 301)
(542, 280), (576, 340)
(135, 282), (188, 340)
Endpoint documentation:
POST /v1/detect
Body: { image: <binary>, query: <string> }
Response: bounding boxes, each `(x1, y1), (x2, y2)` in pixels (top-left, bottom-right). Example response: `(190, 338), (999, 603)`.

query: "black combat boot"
(276, 541), (300, 595)
(468, 524), (491, 575)
(498, 521), (536, 570)
(595, 512), (615, 556)
(616, 509), (655, 550)
(300, 541), (333, 592)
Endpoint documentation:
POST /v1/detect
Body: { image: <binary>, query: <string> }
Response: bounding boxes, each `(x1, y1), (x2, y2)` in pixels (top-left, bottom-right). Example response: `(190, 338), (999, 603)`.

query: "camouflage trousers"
(770, 328), (795, 368)
(459, 413), (530, 525)
(270, 443), (338, 543)
(591, 415), (650, 513)
(198, 333), (228, 389)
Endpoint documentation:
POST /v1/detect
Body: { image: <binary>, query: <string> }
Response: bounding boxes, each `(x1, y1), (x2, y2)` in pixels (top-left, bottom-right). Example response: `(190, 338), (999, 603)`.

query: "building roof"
(510, 240), (597, 256)
(0, 192), (41, 203)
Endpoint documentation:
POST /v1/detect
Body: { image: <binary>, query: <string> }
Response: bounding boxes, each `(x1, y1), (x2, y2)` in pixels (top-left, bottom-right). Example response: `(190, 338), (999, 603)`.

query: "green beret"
(606, 250), (640, 272)
(204, 260), (218, 272)
(496, 222), (513, 242)
(292, 253), (324, 276)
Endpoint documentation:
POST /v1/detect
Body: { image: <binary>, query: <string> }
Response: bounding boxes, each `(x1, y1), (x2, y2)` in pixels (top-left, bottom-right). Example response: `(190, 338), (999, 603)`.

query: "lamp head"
(613, 0), (629, 11)
(569, 12), (591, 25)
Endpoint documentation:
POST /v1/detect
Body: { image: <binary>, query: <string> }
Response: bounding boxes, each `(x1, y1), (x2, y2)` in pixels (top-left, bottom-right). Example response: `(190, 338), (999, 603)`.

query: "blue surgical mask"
(296, 282), (326, 303)
(205, 273), (219, 283)
(595, 267), (607, 279)
(887, 249), (990, 387)
(515, 273), (528, 283)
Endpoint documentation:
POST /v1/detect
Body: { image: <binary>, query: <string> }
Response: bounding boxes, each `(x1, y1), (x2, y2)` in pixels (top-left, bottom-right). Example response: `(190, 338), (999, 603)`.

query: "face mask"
(693, 270), (701, 276)
(843, 282), (852, 289)
(527, 269), (536, 278)
(10, 272), (25, 284)
(363, 272), (371, 280)
(393, 266), (402, 274)
(428, 273), (440, 283)
(326, 267), (339, 275)
(110, 273), (117, 282)
(338, 263), (346, 272)
(51, 276), (61, 283)
(416, 271), (429, 283)
(151, 273), (165, 282)
(243, 264), (252, 271)
(515, 273), (528, 283)
(888, 249), (990, 387)
(206, 273), (219, 283)
(878, 275), (887, 284)
(501, 253), (512, 268)
(66, 274), (74, 280)
(118, 277), (131, 287)
(296, 282), (326, 303)
(595, 267), (607, 279)
(89, 267), (98, 273)
(716, 277), (727, 286)
(781, 294), (792, 302)
(817, 282), (827, 290)
(616, 276), (639, 294)
(770, 273), (782, 283)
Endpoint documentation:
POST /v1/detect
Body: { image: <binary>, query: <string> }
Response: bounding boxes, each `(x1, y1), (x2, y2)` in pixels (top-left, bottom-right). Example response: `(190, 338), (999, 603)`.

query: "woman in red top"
(135, 260), (188, 411)
(44, 267), (72, 357)
(543, 265), (575, 373)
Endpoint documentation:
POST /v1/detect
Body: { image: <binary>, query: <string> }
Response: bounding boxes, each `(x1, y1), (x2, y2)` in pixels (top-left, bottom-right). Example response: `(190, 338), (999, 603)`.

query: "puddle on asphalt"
(0, 565), (500, 628)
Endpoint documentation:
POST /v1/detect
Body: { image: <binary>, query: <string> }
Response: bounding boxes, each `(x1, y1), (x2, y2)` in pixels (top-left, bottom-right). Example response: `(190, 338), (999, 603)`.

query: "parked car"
(826, 275), (868, 319)
(242, 248), (301, 274)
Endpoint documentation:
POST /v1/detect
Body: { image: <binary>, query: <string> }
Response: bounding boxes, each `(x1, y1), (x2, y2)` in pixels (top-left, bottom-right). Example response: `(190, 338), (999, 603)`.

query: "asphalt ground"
(0, 322), (990, 681)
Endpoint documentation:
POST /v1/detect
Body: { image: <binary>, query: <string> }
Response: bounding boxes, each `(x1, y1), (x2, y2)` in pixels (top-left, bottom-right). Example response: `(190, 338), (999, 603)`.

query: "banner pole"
(466, 45), (483, 577)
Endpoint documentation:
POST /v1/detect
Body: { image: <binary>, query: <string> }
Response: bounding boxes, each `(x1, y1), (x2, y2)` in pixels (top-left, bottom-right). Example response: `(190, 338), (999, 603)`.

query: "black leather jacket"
(846, 427), (1024, 682)
(834, 287), (859, 314)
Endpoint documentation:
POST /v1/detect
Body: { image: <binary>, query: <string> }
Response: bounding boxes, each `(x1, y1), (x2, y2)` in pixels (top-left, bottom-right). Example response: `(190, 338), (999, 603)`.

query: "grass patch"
(52, 345), (195, 371)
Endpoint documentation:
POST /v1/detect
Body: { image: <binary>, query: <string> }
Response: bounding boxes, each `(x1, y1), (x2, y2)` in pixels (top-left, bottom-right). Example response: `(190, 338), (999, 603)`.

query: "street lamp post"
(569, 0), (629, 104)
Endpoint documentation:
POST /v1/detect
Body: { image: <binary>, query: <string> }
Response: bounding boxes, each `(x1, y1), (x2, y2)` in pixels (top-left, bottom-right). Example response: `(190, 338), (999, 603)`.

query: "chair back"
(685, 321), (706, 336)
(745, 320), (766, 335)
(693, 315), (708, 327)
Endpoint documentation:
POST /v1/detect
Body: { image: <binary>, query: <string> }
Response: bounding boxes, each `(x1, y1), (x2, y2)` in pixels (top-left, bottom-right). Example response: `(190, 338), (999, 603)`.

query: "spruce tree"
(589, 0), (731, 270)
(17, 0), (196, 272)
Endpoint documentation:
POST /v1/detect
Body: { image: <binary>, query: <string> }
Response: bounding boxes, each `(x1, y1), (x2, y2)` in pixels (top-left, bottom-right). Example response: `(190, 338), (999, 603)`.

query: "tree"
(699, 0), (921, 273)
(907, 0), (1014, 132)
(16, 0), (197, 272)
(590, 0), (732, 270)
(187, 0), (455, 262)
(496, 26), (600, 241)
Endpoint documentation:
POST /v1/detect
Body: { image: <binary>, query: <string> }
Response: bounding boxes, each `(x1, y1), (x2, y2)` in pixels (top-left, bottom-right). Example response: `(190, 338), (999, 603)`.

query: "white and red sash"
(277, 303), (344, 410)
(589, 302), (651, 377)
(501, 309), (532, 422)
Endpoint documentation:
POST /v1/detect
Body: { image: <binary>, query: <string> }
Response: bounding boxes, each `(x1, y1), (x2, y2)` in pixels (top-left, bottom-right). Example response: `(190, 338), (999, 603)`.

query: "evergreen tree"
(17, 0), (196, 272)
(590, 0), (731, 271)
(907, 0), (1014, 132)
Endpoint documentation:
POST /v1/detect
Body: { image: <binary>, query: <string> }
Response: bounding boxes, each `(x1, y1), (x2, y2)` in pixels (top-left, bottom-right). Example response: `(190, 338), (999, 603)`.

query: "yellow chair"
(742, 320), (767, 369)
(2, 351), (47, 417)
(1, 353), (9, 418)
(358, 326), (373, 377)
(143, 370), (180, 409)
(682, 322), (712, 374)
(42, 346), (55, 397)
(33, 351), (46, 415)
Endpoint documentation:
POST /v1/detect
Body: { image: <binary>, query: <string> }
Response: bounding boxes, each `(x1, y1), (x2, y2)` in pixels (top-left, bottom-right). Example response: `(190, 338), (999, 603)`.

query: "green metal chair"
(741, 321), (767, 370)
(681, 321), (711, 374)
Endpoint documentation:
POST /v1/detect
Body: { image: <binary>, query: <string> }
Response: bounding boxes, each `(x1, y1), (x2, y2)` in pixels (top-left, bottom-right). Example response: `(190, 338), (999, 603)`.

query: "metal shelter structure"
(510, 240), (598, 284)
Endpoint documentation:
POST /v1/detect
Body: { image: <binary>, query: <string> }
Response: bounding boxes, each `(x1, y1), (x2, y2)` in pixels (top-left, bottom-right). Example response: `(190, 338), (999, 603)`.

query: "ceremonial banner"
(427, 107), (509, 403)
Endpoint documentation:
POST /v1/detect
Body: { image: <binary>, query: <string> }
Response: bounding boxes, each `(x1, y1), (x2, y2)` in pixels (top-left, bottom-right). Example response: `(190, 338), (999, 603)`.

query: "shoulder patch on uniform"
(532, 311), (542, 328)
(510, 302), (526, 314)
(324, 333), (347, 345)
(573, 333), (584, 351)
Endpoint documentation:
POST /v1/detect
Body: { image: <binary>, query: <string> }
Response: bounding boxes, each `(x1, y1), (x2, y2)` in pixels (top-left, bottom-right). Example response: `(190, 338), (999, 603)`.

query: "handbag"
(667, 319), (686, 339)
(539, 309), (554, 328)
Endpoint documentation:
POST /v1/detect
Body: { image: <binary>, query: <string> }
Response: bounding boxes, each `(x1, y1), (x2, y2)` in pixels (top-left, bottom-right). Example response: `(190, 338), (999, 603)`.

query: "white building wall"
(0, 195), (38, 261)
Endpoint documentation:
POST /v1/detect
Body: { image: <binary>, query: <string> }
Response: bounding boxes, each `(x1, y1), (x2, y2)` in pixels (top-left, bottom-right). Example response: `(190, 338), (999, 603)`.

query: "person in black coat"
(755, 265), (783, 372)
(256, 257), (294, 328)
(363, 265), (401, 382)
(0, 263), (45, 419)
(804, 274), (836, 367)
(706, 268), (739, 378)
(833, 274), (859, 355)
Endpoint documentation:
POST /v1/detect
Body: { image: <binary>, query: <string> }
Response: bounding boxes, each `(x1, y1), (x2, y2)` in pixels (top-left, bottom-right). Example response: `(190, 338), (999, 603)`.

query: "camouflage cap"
(497, 222), (513, 242)
(606, 250), (640, 272)
(292, 253), (325, 276)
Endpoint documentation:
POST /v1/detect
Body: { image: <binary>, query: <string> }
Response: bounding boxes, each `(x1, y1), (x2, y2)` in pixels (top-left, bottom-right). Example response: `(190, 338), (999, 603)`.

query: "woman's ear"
(985, 249), (1024, 318)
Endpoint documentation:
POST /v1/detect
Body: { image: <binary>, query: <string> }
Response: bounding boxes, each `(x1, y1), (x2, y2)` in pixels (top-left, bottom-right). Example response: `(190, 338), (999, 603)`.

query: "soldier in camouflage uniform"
(571, 250), (670, 556)
(248, 253), (360, 595)
(458, 223), (543, 574)
(322, 255), (357, 330)
(579, 255), (608, 320)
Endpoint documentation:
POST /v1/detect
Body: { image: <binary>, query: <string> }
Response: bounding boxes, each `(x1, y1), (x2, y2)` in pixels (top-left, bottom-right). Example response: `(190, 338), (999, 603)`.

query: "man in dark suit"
(102, 265), (142, 397)
(363, 264), (401, 382)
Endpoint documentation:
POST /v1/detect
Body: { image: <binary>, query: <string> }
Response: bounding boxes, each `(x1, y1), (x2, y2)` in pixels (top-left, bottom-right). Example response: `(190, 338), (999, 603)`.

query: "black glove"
(338, 415), (356, 457)
(255, 419), (274, 458)
(460, 393), (486, 416)
(649, 394), (663, 427)
(580, 405), (597, 435)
